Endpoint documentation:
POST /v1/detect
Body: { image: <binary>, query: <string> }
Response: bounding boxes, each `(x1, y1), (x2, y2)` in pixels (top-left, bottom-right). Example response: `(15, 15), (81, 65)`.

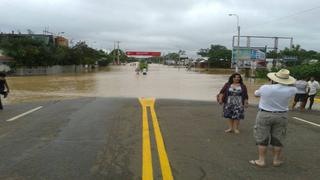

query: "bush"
(288, 62), (320, 80)
(255, 69), (269, 78)
(254, 63), (320, 81)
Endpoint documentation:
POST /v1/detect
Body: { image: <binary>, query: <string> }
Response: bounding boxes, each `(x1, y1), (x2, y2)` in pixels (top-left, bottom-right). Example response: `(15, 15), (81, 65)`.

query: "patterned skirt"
(223, 103), (244, 120)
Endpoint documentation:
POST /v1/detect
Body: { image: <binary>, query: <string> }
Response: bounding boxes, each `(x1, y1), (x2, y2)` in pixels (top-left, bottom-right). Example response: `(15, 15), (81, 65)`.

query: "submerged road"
(0, 97), (319, 180)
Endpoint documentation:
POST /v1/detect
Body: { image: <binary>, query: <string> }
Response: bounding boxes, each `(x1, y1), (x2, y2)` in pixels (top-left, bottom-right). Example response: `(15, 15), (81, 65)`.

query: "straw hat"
(267, 69), (296, 85)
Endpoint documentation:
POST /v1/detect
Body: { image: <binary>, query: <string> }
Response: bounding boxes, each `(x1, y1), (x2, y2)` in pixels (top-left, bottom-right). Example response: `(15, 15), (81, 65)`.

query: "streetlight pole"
(229, 14), (240, 73)
(116, 41), (120, 65)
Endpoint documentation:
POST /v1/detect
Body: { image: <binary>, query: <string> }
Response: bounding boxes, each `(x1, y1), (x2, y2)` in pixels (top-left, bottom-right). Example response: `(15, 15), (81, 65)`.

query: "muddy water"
(4, 64), (267, 105)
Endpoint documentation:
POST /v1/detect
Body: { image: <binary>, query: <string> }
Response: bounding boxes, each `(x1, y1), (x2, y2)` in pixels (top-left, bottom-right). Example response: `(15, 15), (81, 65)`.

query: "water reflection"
(4, 64), (266, 105)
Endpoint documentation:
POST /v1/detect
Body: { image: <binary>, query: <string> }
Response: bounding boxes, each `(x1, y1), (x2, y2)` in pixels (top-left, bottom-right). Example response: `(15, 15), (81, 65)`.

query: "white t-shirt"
(308, 80), (320, 95)
(295, 80), (308, 94)
(255, 84), (297, 111)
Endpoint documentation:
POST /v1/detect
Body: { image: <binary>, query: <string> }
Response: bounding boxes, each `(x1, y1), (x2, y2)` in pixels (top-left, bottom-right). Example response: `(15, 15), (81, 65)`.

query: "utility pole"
(229, 14), (240, 73)
(113, 41), (116, 64)
(236, 17), (240, 73)
(116, 41), (120, 65)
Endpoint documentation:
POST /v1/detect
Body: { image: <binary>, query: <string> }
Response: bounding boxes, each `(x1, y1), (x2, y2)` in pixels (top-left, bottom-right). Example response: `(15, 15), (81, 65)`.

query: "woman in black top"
(0, 72), (10, 110)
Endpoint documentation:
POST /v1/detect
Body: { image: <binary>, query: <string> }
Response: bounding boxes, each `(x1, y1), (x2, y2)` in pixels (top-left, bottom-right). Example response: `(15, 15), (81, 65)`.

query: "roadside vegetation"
(0, 37), (112, 68)
(198, 44), (320, 80)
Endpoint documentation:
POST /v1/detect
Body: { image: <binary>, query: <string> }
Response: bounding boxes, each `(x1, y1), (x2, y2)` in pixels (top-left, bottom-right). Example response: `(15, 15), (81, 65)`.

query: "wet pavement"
(0, 98), (319, 180)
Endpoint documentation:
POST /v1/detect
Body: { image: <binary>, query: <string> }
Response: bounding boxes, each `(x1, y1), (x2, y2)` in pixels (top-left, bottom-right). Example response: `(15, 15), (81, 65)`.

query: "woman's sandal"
(224, 129), (233, 133)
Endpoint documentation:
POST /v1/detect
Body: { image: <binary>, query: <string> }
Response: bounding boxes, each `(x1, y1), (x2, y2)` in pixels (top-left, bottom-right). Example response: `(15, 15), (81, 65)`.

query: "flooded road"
(5, 64), (267, 105)
(1, 65), (319, 180)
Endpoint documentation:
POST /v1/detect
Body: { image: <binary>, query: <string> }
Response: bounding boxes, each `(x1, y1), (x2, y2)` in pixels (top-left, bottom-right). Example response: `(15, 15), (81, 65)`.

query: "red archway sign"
(126, 51), (161, 57)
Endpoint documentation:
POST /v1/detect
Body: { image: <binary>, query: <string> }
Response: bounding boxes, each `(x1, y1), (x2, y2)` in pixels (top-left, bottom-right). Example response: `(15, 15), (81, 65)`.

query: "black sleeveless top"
(0, 79), (6, 91)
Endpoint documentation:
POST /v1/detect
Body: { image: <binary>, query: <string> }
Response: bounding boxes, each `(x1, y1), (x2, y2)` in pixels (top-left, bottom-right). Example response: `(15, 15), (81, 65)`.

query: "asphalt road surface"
(0, 97), (319, 180)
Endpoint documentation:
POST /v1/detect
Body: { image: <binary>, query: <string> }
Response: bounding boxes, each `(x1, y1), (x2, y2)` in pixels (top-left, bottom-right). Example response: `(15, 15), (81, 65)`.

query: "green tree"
(0, 37), (45, 67)
(52, 46), (72, 65)
(280, 44), (305, 66)
(0, 37), (108, 68)
(164, 53), (179, 64)
(109, 49), (128, 63)
(198, 44), (232, 68)
(266, 50), (279, 59)
(70, 41), (102, 65)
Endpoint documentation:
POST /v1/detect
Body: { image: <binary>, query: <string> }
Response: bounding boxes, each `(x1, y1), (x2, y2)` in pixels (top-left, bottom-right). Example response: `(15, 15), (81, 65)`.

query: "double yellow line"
(139, 98), (173, 180)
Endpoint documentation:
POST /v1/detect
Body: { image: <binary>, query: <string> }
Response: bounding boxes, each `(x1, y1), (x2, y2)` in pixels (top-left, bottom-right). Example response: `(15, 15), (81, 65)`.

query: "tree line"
(197, 44), (320, 79)
(0, 37), (114, 68)
(198, 44), (320, 67)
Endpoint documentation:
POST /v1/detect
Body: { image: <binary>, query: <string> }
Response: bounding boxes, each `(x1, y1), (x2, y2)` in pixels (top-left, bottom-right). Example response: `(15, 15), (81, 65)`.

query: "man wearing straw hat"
(250, 69), (297, 167)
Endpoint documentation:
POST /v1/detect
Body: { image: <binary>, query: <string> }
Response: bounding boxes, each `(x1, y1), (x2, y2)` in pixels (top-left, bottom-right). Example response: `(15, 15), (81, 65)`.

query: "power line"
(244, 5), (320, 29)
(268, 6), (320, 22)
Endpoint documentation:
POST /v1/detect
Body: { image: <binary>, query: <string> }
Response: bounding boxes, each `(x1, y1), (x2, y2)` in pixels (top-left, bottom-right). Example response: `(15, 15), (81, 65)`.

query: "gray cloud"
(1, 0), (320, 57)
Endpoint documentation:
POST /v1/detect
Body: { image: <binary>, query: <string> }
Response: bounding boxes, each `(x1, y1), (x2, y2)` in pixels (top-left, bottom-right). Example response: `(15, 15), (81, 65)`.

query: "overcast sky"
(1, 0), (320, 57)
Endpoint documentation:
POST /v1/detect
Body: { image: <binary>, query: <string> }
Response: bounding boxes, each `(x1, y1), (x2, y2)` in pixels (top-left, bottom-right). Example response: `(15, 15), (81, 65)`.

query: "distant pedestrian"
(0, 72), (10, 110)
(250, 69), (297, 167)
(135, 67), (140, 75)
(291, 77), (308, 111)
(306, 76), (320, 110)
(142, 68), (147, 75)
(217, 73), (248, 134)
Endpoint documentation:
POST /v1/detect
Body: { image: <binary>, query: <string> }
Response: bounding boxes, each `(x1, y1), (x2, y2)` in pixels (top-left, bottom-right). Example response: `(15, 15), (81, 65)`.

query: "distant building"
(0, 50), (14, 72)
(0, 32), (69, 47)
(55, 36), (69, 47)
(0, 32), (55, 45)
(195, 57), (209, 68)
(307, 59), (318, 64)
(164, 59), (176, 65)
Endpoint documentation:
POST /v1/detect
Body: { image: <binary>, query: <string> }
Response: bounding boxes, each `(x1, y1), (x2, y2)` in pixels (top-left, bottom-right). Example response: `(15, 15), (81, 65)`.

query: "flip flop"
(249, 160), (266, 168)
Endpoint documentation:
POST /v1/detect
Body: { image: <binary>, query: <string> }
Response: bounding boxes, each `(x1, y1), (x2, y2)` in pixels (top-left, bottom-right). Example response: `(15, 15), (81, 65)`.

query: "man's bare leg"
(250, 145), (267, 167)
(257, 145), (267, 165)
(272, 146), (284, 166)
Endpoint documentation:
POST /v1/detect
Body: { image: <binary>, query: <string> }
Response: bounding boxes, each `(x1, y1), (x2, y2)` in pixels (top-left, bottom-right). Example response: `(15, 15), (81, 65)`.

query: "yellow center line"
(149, 99), (174, 180)
(139, 98), (153, 180)
(139, 98), (174, 180)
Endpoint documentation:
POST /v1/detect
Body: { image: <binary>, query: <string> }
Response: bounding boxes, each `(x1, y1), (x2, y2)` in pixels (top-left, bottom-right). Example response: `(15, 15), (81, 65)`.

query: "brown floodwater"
(3, 64), (267, 105)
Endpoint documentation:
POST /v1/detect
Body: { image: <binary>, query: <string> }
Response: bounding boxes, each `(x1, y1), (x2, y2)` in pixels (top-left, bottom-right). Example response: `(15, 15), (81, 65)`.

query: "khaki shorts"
(254, 111), (288, 146)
